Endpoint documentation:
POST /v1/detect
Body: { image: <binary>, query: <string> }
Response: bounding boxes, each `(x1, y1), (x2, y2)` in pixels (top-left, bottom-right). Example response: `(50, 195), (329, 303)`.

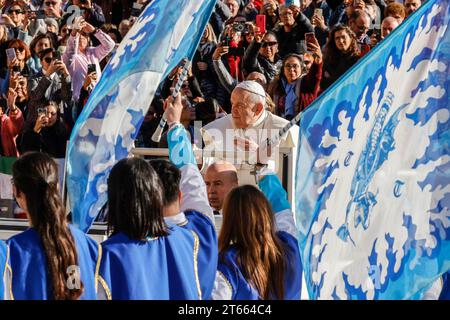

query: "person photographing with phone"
(243, 23), (282, 83)
(69, 0), (106, 28)
(20, 100), (69, 158)
(267, 32), (322, 120)
(28, 47), (74, 128)
(62, 15), (115, 101)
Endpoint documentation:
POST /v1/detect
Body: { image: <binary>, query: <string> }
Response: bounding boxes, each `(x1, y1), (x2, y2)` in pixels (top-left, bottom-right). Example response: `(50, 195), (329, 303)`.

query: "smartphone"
(37, 107), (47, 116)
(314, 8), (323, 17)
(6, 48), (16, 65)
(255, 14), (266, 34)
(87, 64), (96, 75)
(55, 50), (61, 61)
(305, 32), (316, 45)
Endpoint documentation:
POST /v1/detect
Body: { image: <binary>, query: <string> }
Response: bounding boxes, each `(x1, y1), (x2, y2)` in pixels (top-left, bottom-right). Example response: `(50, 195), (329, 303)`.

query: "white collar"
(164, 212), (187, 226)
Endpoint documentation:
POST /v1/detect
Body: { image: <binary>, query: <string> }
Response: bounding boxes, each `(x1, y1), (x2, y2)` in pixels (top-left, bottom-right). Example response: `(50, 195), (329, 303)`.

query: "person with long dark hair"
(212, 166), (302, 300)
(150, 98), (218, 298)
(321, 24), (361, 91)
(98, 97), (203, 299)
(0, 241), (12, 300)
(7, 152), (100, 300)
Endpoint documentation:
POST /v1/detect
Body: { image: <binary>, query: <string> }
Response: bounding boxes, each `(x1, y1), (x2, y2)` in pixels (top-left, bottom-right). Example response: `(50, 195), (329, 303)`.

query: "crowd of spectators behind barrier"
(0, 0), (422, 158)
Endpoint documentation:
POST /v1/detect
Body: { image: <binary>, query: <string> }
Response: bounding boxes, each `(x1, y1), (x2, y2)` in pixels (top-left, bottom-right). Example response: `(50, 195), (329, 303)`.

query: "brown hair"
(324, 24), (360, 63)
(219, 185), (287, 299)
(385, 3), (406, 19)
(8, 39), (31, 61)
(12, 152), (83, 300)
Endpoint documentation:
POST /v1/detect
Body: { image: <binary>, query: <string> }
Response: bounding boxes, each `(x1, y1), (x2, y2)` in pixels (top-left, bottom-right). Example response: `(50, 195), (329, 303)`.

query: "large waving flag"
(67, 0), (217, 232)
(295, 0), (450, 299)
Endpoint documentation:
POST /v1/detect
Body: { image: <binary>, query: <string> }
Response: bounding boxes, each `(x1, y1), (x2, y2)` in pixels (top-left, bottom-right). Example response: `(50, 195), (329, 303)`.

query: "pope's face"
(230, 88), (263, 129)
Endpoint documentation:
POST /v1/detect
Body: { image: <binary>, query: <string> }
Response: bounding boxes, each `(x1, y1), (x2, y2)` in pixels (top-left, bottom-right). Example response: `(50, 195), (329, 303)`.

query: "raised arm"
(166, 95), (215, 224)
(257, 167), (297, 238)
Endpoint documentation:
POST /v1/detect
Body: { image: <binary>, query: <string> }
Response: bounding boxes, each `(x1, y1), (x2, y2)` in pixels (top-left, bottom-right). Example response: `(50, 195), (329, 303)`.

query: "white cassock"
(201, 110), (299, 186)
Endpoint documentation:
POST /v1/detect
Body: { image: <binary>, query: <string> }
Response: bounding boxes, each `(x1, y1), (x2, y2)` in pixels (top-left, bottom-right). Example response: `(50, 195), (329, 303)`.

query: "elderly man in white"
(201, 81), (298, 185)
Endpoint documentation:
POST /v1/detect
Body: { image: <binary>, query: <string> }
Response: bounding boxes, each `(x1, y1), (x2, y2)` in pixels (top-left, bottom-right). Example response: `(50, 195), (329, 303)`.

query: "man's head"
(381, 16), (399, 38)
(119, 19), (131, 38)
(230, 81), (266, 129)
(385, 3), (406, 24)
(279, 5), (296, 27)
(225, 0), (240, 18)
(149, 159), (182, 214)
(349, 9), (371, 40)
(204, 161), (238, 211)
(404, 0), (421, 16)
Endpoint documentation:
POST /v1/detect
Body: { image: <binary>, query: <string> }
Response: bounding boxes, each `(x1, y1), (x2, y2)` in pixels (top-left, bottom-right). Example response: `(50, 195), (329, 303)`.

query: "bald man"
(204, 161), (239, 213)
(381, 16), (400, 39)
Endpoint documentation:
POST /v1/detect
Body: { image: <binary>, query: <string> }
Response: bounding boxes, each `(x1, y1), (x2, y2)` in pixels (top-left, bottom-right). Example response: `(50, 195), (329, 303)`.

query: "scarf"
(281, 78), (298, 118)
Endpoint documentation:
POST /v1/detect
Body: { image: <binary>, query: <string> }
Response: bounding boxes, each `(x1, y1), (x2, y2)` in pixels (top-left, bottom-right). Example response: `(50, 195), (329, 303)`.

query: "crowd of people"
(0, 0), (422, 158)
(1, 0), (448, 301)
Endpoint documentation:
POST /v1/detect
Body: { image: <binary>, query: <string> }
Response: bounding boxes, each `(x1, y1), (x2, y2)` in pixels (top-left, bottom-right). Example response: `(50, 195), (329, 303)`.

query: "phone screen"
(314, 8), (323, 17)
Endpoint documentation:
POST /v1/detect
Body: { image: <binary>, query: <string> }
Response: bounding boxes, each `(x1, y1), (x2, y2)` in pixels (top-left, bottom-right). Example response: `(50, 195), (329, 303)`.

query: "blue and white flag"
(295, 0), (450, 299)
(67, 0), (217, 232)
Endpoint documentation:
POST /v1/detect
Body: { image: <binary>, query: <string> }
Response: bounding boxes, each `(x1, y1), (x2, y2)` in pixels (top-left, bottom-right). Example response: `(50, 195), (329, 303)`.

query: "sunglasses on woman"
(8, 9), (23, 15)
(262, 41), (278, 47)
(13, 47), (25, 53)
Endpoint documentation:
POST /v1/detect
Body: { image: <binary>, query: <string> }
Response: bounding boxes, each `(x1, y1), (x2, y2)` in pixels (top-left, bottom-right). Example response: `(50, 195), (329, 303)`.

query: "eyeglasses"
(45, 1), (58, 6)
(8, 9), (23, 15)
(13, 47), (25, 53)
(262, 41), (278, 47)
(280, 12), (293, 17)
(284, 63), (301, 70)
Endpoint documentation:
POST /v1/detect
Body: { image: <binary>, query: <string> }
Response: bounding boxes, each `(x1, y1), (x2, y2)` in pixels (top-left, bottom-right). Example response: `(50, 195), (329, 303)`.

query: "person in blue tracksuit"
(211, 166), (302, 300)
(7, 152), (100, 300)
(0, 241), (12, 300)
(150, 123), (218, 299)
(98, 95), (203, 300)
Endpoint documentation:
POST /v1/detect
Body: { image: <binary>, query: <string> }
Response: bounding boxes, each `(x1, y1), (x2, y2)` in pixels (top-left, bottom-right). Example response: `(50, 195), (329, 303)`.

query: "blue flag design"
(67, 0), (217, 232)
(295, 0), (450, 299)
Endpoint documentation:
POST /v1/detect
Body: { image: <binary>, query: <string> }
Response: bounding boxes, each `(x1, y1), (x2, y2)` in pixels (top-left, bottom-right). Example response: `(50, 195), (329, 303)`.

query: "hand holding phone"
(6, 48), (16, 66)
(305, 32), (317, 46)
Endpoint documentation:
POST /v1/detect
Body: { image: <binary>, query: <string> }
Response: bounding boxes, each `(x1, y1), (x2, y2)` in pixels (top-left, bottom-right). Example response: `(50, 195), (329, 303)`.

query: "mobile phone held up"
(314, 8), (323, 18)
(305, 32), (316, 45)
(6, 48), (16, 66)
(256, 14), (266, 35)
(87, 64), (96, 75)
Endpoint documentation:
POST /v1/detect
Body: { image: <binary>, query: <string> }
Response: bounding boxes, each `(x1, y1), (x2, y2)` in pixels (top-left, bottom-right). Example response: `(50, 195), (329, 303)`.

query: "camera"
(232, 22), (245, 34)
